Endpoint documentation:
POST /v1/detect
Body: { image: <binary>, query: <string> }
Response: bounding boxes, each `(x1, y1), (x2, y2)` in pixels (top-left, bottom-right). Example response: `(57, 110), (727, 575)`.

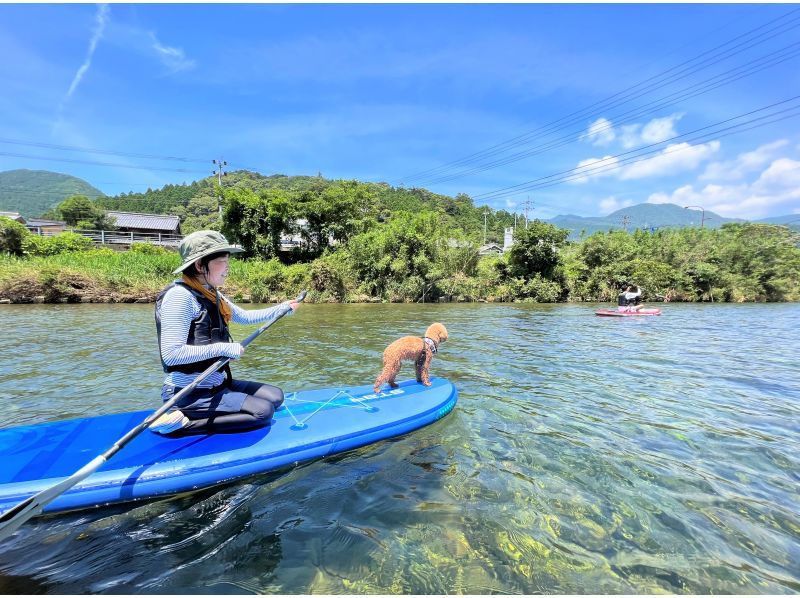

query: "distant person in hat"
(149, 230), (301, 436)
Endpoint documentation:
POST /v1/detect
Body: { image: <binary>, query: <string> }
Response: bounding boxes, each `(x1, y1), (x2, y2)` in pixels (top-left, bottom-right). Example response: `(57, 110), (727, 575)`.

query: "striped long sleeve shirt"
(159, 284), (292, 389)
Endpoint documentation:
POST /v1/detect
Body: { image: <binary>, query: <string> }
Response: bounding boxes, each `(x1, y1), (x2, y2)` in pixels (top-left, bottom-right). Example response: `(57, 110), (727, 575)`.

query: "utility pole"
(213, 158), (227, 215)
(483, 209), (490, 245)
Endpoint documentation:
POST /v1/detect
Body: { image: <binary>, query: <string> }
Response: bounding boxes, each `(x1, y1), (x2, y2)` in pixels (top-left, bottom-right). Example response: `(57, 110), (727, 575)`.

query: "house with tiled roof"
(107, 211), (181, 236)
(25, 218), (67, 235)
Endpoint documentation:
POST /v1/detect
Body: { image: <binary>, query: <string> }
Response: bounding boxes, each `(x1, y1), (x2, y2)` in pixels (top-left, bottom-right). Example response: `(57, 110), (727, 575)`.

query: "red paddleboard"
(595, 308), (662, 317)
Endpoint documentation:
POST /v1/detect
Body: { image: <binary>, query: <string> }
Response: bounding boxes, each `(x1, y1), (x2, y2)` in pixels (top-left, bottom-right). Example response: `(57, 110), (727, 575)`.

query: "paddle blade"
(0, 454), (107, 542)
(0, 496), (41, 542)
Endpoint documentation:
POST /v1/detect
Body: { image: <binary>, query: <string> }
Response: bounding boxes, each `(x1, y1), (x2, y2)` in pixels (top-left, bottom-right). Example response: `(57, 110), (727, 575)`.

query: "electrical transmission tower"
(523, 196), (533, 229)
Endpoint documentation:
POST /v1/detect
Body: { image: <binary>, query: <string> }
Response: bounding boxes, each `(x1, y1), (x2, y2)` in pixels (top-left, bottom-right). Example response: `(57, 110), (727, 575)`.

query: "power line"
(0, 151), (210, 174)
(400, 8), (800, 186)
(477, 106), (800, 200)
(0, 137), (209, 164)
(473, 95), (800, 200)
(419, 41), (800, 187)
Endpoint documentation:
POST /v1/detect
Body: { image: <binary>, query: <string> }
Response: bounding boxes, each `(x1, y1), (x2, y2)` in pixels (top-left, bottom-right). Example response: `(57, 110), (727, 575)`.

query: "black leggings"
(170, 380), (284, 436)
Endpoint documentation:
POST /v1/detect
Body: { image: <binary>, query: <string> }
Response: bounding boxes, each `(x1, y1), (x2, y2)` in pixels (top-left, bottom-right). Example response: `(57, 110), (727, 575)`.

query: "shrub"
(22, 232), (94, 256)
(309, 252), (351, 302)
(130, 242), (170, 255)
(0, 217), (30, 256)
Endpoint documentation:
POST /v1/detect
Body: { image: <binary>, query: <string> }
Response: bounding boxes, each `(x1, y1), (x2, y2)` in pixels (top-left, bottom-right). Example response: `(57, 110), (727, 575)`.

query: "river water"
(0, 302), (798, 594)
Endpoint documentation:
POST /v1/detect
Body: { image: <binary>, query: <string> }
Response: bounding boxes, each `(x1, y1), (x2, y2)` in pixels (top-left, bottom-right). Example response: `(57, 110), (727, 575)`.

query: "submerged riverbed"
(0, 302), (798, 593)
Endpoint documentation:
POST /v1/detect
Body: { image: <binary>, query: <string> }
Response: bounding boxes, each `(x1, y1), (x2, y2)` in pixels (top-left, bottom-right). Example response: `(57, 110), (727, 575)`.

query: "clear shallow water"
(0, 302), (798, 594)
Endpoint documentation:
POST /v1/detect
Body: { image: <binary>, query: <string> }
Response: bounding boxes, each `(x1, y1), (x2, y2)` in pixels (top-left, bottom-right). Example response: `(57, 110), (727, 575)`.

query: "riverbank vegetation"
(2, 212), (798, 304)
(2, 172), (799, 303)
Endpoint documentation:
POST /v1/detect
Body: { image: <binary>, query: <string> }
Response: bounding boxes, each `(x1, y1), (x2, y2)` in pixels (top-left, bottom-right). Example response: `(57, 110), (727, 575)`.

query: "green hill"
(0, 169), (104, 218)
(8, 168), (794, 240)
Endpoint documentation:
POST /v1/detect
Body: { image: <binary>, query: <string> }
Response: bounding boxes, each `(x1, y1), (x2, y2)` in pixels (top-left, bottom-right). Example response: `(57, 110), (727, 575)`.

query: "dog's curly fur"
(373, 323), (448, 393)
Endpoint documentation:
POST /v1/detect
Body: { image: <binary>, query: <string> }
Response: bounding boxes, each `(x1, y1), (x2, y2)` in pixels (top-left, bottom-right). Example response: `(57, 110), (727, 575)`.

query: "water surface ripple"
(0, 303), (798, 593)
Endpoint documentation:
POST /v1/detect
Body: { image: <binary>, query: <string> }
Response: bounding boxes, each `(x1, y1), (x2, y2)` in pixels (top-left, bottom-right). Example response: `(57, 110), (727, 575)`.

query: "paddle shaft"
(0, 290), (306, 542)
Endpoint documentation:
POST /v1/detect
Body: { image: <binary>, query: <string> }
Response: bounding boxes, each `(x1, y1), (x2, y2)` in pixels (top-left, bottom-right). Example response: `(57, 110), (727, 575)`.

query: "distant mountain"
(547, 202), (744, 239)
(754, 214), (800, 225)
(0, 169), (104, 218)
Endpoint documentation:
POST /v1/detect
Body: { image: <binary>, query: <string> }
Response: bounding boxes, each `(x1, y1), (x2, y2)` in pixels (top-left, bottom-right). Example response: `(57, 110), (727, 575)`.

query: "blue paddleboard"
(0, 377), (457, 516)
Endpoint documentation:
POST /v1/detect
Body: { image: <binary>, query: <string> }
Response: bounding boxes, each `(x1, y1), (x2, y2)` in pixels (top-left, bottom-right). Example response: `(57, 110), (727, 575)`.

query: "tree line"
(2, 172), (798, 303)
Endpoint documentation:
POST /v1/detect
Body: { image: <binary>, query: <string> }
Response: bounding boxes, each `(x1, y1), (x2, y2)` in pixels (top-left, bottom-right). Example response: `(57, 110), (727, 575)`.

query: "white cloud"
(620, 124), (641, 149)
(639, 113), (682, 144)
(599, 196), (634, 213)
(647, 157), (800, 219)
(573, 140), (718, 184)
(584, 113), (682, 150)
(64, 4), (110, 101)
(619, 141), (719, 180)
(582, 117), (615, 146)
(700, 139), (789, 181)
(148, 32), (195, 73)
(570, 155), (620, 184)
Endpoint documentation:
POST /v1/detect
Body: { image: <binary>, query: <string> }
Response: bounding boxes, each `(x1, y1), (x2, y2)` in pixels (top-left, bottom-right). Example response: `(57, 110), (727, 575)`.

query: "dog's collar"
(423, 336), (438, 354)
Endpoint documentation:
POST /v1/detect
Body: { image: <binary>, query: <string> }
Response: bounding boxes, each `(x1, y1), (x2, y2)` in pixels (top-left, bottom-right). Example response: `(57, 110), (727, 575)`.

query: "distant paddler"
(617, 284), (645, 313)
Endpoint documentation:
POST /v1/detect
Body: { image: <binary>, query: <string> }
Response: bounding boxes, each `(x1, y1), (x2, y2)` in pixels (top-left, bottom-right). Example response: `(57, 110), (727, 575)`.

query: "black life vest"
(155, 281), (232, 374)
(618, 291), (642, 306)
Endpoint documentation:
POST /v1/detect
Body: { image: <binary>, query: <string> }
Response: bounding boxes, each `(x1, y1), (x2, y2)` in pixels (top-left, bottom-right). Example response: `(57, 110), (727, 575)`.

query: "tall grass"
(0, 249), (310, 301)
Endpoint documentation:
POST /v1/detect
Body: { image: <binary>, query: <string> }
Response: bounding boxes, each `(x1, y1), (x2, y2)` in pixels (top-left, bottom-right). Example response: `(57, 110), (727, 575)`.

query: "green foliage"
(3, 167), (800, 305)
(232, 257), (289, 302)
(130, 242), (170, 255)
(57, 195), (114, 229)
(58, 195), (96, 226)
(22, 231), (94, 256)
(0, 217), (30, 255)
(507, 220), (570, 279)
(222, 187), (293, 259)
(296, 180), (378, 256)
(562, 224), (800, 302)
(309, 251), (352, 302)
(341, 211), (446, 301)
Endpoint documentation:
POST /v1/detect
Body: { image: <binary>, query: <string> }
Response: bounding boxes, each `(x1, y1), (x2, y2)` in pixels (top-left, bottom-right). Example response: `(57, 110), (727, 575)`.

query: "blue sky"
(1, 3), (800, 220)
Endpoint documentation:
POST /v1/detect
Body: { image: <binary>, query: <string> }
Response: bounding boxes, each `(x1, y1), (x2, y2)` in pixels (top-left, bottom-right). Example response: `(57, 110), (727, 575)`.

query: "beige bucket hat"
(173, 230), (244, 274)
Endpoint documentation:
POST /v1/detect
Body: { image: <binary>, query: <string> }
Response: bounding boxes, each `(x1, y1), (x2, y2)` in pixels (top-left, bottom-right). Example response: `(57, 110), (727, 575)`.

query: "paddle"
(0, 290), (307, 543)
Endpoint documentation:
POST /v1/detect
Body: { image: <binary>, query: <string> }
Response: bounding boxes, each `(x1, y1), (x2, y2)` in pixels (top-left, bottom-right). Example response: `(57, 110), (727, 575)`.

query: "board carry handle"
(0, 290), (307, 543)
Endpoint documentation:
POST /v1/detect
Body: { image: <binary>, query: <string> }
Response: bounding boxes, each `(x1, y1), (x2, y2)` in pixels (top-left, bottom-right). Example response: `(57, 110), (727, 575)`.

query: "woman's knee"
(255, 384), (284, 408)
(242, 396), (275, 423)
(233, 380), (284, 408)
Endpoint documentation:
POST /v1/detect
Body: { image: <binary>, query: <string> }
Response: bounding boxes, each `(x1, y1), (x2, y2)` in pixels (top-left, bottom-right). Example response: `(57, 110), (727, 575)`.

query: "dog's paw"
(423, 381), (432, 386)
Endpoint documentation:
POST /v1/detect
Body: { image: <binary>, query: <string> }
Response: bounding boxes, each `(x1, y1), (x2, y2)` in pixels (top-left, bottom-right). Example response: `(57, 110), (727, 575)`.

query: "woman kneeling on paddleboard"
(150, 230), (301, 436)
(618, 284), (645, 312)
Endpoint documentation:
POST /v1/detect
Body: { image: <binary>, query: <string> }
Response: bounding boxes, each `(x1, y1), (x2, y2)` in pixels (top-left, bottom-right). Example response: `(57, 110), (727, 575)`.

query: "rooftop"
(108, 211), (181, 231)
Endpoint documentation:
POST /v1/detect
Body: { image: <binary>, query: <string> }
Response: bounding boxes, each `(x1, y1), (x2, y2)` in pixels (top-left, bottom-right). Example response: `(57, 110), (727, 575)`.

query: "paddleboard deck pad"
(0, 377), (457, 516)
(595, 308), (662, 317)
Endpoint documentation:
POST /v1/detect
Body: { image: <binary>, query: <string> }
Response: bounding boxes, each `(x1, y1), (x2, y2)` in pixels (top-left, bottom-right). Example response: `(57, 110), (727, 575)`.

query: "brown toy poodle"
(373, 323), (448, 393)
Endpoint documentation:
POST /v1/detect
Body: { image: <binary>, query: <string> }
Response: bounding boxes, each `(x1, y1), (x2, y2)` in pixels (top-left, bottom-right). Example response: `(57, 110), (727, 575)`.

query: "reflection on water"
(0, 302), (798, 593)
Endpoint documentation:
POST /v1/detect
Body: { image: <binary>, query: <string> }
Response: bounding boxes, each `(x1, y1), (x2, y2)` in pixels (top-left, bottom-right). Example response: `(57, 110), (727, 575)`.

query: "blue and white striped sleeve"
(160, 286), (243, 366)
(220, 293), (293, 326)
